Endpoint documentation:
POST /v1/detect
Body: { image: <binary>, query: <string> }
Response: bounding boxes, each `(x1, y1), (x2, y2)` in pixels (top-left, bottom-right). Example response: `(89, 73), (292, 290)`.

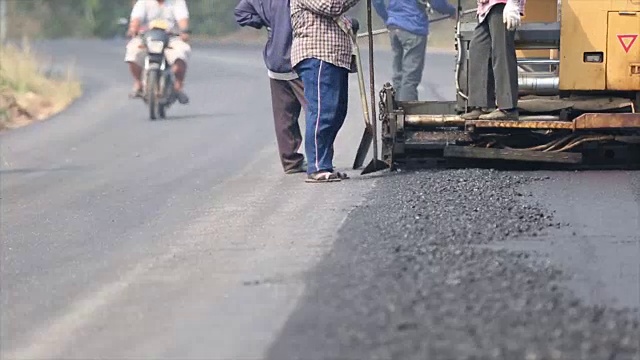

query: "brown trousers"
(269, 78), (307, 171)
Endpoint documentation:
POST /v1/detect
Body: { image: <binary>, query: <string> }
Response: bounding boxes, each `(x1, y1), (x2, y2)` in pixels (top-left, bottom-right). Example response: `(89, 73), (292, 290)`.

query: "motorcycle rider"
(125, 0), (191, 104)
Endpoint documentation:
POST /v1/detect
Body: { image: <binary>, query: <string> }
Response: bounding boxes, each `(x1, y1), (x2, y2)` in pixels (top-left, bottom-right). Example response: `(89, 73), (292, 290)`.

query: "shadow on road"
(0, 166), (85, 175)
(163, 113), (234, 121)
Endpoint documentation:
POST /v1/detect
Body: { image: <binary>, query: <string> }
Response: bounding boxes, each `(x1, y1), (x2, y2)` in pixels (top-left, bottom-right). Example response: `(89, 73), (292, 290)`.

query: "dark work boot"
(478, 108), (519, 120)
(460, 107), (492, 120)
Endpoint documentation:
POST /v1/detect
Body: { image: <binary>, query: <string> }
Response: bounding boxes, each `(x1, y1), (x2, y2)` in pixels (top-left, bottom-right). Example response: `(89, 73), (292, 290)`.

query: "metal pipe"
(357, 9), (476, 38)
(405, 114), (466, 127)
(519, 72), (559, 95)
(518, 59), (559, 65)
(356, 28), (389, 38)
(404, 114), (561, 127)
(515, 44), (560, 50)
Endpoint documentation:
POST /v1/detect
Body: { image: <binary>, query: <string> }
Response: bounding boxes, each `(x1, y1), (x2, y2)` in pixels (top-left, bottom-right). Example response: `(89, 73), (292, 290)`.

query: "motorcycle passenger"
(125, 0), (191, 104)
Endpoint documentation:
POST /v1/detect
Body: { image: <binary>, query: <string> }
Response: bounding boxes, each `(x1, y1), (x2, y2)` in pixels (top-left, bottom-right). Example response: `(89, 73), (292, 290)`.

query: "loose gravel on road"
(267, 169), (640, 360)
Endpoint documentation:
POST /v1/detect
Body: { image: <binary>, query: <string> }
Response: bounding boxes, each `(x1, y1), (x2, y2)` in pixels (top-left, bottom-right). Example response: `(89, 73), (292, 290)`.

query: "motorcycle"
(138, 19), (178, 120)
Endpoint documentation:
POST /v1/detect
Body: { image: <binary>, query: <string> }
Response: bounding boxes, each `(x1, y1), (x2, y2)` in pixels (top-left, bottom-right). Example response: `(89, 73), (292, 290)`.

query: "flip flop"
(333, 171), (350, 179)
(129, 88), (143, 99)
(305, 171), (341, 183)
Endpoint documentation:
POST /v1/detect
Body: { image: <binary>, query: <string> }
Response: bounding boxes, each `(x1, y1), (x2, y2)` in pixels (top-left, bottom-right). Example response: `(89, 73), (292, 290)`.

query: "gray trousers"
(389, 27), (427, 101)
(468, 3), (519, 110)
(269, 78), (306, 171)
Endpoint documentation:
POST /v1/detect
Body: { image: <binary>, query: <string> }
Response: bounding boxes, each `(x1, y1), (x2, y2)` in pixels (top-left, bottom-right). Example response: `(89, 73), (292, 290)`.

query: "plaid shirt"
(290, 0), (361, 70)
(477, 0), (526, 23)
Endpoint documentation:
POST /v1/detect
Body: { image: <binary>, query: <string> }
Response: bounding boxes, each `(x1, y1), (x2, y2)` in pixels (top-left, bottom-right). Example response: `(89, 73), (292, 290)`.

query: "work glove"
(503, 1), (521, 31)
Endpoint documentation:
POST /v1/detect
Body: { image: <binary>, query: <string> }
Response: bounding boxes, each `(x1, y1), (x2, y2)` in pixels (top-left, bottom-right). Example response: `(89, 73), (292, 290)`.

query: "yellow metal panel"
(517, 0), (557, 59)
(606, 11), (640, 91)
(559, 0), (640, 91)
(559, 0), (608, 90)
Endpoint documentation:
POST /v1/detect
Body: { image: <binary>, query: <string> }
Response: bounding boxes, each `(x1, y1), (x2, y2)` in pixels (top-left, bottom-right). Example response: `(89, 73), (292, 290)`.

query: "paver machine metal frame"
(358, 0), (640, 173)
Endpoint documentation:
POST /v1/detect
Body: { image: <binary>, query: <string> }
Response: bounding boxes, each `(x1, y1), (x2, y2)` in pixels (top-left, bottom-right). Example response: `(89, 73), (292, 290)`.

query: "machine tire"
(147, 71), (159, 121)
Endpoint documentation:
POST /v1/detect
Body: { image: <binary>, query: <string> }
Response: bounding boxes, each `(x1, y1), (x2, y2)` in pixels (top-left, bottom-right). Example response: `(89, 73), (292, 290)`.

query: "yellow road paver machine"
(357, 0), (640, 173)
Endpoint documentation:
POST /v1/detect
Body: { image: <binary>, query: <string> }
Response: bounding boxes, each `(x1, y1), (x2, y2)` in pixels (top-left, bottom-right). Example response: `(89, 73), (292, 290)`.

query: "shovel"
(360, 0), (389, 175)
(350, 29), (374, 170)
(354, 5), (474, 174)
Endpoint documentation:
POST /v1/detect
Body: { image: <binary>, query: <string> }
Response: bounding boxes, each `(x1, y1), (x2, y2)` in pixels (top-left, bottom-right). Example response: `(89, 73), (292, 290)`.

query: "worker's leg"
(396, 29), (427, 101)
(290, 77), (308, 170)
(461, 19), (494, 119)
(326, 67), (349, 171)
(479, 3), (519, 120)
(269, 77), (305, 173)
(166, 38), (191, 104)
(295, 58), (348, 179)
(389, 28), (404, 94)
(125, 38), (145, 98)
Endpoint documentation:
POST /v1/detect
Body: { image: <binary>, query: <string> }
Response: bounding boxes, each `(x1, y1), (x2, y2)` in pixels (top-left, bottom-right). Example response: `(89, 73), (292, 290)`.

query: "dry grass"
(0, 39), (81, 130)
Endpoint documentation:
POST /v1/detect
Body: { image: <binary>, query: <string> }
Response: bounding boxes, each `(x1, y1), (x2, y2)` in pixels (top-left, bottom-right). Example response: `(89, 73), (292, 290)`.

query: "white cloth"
(268, 70), (299, 81)
(131, 0), (189, 33)
(125, 37), (191, 65)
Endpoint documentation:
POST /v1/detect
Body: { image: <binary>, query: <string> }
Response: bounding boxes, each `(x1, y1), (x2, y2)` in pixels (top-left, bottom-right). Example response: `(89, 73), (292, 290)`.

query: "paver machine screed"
(357, 0), (640, 173)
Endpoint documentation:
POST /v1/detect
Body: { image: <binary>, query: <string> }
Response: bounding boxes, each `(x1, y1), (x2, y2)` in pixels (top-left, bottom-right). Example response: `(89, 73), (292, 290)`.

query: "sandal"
(333, 171), (349, 180)
(129, 87), (143, 99)
(305, 171), (341, 183)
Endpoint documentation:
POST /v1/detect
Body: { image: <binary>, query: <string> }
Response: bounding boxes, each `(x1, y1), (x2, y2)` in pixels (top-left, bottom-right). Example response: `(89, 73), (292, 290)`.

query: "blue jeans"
(295, 58), (349, 175)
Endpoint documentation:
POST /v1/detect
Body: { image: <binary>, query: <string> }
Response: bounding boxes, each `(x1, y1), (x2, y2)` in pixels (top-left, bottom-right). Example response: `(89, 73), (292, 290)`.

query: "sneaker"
(478, 108), (519, 121)
(460, 108), (491, 120)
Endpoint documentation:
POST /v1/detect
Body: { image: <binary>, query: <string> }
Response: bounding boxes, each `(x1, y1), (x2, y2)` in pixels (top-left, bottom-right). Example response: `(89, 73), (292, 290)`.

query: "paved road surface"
(1, 39), (638, 359)
(0, 39), (450, 358)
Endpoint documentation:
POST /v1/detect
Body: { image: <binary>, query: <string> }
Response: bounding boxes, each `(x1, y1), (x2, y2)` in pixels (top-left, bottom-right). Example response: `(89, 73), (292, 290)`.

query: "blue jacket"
(373, 0), (456, 36)
(234, 0), (294, 75)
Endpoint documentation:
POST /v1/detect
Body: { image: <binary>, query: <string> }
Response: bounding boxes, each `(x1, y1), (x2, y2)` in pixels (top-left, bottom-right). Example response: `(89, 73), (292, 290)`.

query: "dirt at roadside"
(0, 90), (61, 131)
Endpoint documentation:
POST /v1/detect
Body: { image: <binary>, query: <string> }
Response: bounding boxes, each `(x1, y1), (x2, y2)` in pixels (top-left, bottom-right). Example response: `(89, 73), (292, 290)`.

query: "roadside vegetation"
(0, 41), (81, 130)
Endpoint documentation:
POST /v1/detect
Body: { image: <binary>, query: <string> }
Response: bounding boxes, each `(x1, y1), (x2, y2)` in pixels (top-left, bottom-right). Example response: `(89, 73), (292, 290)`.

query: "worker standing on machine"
(461, 0), (525, 120)
(372, 0), (456, 101)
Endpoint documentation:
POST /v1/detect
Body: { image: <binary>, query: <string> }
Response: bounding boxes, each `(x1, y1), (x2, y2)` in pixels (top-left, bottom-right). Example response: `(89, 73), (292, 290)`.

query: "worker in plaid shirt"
(290, 0), (362, 183)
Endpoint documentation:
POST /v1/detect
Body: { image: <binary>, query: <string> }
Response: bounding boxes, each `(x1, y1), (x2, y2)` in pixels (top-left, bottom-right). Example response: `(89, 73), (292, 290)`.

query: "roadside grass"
(0, 39), (82, 130)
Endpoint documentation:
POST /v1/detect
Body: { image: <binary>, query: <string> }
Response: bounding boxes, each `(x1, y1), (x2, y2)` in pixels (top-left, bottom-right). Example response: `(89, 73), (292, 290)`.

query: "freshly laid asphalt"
(1, 39), (638, 359)
(268, 169), (640, 360)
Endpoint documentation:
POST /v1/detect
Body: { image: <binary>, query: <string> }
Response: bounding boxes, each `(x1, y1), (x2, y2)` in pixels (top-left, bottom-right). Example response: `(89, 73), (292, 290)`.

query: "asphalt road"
(1, 39), (638, 359)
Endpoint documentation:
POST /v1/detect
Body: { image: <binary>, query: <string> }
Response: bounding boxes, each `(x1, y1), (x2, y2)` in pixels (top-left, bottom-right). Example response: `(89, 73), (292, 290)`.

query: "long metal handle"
(352, 37), (371, 127)
(357, 9), (476, 38)
(367, 0), (378, 164)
